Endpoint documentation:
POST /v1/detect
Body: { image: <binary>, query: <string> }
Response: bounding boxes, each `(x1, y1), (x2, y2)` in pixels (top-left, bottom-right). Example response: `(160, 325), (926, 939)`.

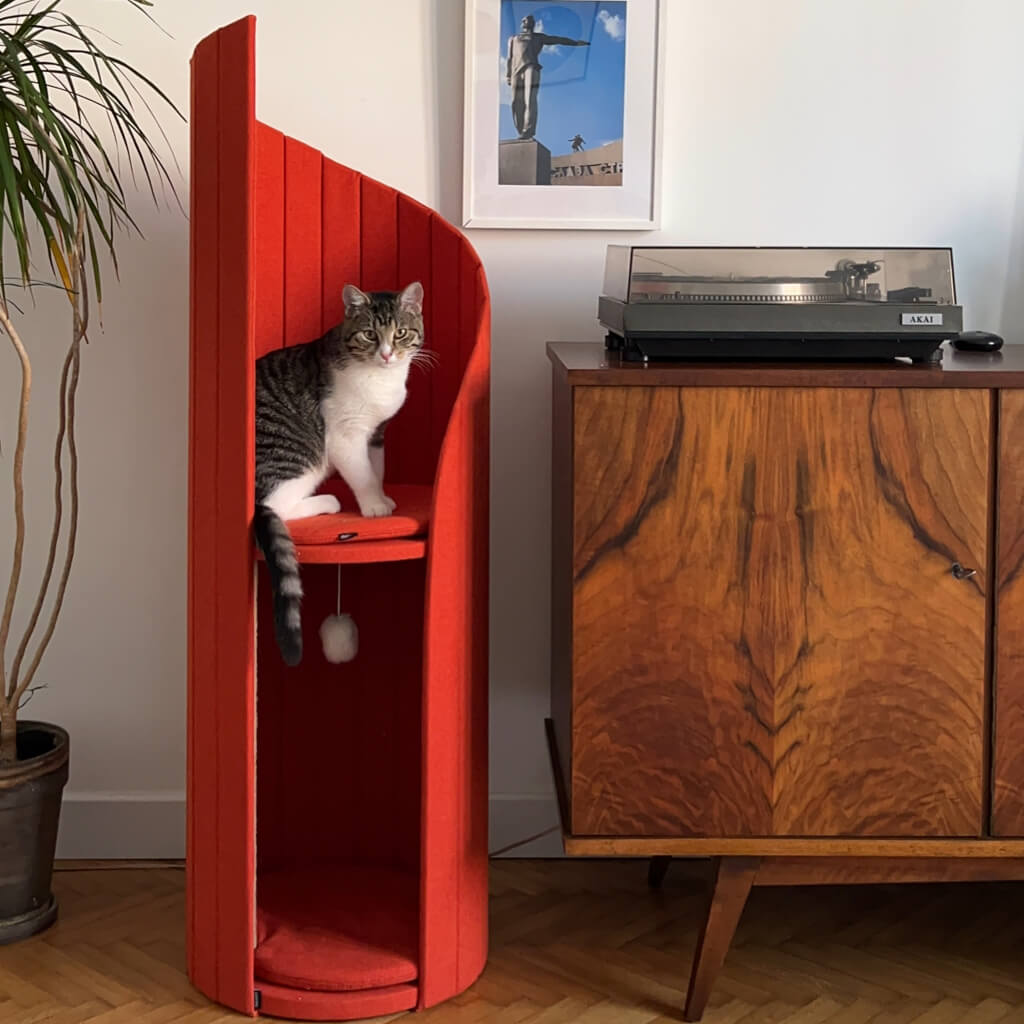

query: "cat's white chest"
(322, 364), (408, 446)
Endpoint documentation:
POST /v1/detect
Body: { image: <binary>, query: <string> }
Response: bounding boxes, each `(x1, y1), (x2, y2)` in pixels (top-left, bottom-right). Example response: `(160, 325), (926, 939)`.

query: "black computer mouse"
(953, 330), (1004, 352)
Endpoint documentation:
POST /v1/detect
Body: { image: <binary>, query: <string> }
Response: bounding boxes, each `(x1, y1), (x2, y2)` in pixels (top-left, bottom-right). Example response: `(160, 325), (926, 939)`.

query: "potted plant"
(0, 0), (178, 943)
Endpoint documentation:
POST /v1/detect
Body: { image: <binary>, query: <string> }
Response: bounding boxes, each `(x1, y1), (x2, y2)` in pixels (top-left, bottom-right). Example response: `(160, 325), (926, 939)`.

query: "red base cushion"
(255, 862), (418, 992)
(256, 978), (418, 1021)
(286, 482), (431, 546)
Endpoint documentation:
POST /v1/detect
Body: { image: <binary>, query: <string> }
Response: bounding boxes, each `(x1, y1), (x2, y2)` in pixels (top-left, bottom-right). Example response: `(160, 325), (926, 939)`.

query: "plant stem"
(16, 339), (80, 699)
(14, 212), (87, 705)
(9, 205), (88, 694)
(0, 303), (31, 705)
(8, 344), (73, 691)
(0, 705), (14, 765)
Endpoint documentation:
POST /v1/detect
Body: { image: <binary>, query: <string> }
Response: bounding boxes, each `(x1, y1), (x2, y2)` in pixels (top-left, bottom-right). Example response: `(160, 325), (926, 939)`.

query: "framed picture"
(462, 0), (664, 230)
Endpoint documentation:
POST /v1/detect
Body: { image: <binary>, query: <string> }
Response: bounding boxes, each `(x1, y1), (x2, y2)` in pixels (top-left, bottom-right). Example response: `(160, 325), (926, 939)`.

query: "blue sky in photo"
(499, 2), (626, 157)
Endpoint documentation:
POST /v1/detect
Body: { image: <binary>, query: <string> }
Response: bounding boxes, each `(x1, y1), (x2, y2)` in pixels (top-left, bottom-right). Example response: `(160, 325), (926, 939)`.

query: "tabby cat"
(253, 281), (425, 666)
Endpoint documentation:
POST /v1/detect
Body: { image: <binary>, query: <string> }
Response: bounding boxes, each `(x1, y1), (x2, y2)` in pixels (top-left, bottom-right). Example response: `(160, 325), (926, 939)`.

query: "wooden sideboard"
(547, 342), (1024, 1021)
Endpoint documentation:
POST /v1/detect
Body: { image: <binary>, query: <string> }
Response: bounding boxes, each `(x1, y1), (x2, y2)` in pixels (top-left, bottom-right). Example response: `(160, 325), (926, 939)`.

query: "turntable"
(599, 246), (962, 364)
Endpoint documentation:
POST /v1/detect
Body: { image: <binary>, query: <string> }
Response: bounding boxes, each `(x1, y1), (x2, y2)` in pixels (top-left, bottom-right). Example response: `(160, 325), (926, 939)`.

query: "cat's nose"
(381, 351), (394, 363)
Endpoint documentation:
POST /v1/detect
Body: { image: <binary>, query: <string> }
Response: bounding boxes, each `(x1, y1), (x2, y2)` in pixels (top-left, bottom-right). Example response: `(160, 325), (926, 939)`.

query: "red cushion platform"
(287, 482), (431, 546)
(255, 863), (419, 992)
(257, 979), (418, 1021)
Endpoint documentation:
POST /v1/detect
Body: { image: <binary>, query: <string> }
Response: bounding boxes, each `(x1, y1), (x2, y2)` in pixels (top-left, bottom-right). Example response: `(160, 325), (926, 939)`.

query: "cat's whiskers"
(411, 349), (439, 371)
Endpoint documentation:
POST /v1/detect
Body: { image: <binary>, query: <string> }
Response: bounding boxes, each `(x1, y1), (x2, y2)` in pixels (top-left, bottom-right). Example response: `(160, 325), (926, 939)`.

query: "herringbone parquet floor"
(1, 860), (1023, 1023)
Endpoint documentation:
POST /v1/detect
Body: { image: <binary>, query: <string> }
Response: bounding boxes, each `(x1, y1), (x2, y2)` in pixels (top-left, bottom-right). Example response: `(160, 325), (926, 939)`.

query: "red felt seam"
(187, 27), (219, 1002)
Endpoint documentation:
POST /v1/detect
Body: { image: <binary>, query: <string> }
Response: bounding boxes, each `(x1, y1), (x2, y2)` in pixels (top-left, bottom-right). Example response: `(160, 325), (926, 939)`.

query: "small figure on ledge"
(570, 134), (586, 152)
(506, 15), (589, 140)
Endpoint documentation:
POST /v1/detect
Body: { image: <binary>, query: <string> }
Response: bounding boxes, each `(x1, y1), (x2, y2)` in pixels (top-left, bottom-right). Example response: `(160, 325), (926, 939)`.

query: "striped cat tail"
(252, 503), (303, 666)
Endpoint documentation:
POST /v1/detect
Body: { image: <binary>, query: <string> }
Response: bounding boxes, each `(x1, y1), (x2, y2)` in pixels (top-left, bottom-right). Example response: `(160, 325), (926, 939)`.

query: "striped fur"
(253, 503), (304, 666)
(253, 282), (425, 665)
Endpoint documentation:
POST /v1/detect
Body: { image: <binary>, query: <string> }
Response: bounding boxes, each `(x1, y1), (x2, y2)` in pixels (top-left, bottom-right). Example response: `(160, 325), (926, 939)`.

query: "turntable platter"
(630, 274), (847, 303)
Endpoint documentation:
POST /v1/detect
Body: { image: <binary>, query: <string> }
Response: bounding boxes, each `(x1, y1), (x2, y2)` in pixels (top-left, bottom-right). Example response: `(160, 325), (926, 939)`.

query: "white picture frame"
(462, 0), (664, 230)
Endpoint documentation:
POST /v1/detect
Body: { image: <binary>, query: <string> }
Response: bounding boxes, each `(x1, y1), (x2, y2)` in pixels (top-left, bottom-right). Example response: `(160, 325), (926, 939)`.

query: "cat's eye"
(363, 330), (378, 342)
(395, 328), (408, 340)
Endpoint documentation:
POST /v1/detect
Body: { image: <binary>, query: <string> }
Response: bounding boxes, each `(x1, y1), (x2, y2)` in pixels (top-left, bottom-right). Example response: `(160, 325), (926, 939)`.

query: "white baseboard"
(55, 792), (562, 861)
(488, 795), (564, 858)
(56, 792), (186, 860)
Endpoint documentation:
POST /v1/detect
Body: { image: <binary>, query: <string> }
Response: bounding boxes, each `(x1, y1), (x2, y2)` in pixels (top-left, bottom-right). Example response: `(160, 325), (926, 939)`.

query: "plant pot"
(0, 720), (69, 944)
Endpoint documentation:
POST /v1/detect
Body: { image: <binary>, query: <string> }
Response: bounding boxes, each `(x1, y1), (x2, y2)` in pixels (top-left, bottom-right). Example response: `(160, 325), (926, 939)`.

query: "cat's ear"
(399, 281), (424, 315)
(343, 284), (371, 311)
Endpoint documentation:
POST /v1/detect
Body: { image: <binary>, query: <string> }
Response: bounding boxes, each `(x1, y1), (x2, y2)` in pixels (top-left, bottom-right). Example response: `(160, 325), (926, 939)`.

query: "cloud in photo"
(535, 19), (562, 54)
(598, 10), (625, 41)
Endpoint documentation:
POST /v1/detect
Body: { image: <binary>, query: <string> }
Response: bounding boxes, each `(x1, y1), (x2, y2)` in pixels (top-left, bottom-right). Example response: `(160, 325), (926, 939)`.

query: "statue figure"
(506, 15), (589, 141)
(570, 134), (585, 152)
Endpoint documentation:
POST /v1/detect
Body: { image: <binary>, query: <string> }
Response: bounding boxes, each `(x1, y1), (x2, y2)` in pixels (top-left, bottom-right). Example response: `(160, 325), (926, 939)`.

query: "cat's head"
(340, 282), (424, 368)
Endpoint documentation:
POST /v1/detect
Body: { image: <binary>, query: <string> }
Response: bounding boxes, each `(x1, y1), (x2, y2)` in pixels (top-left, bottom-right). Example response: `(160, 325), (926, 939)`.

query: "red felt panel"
(254, 125), (285, 357)
(359, 177), (398, 292)
(187, 16), (256, 1017)
(256, 560), (424, 879)
(459, 275), (492, 993)
(459, 248), (481, 384)
(322, 160), (361, 330)
(257, 980), (418, 1021)
(212, 18), (257, 1013)
(255, 565), (287, 873)
(284, 137), (323, 347)
(389, 196), (434, 485)
(420, 248), (491, 1008)
(186, 27), (219, 1002)
(428, 215), (465, 472)
(255, 863), (418, 991)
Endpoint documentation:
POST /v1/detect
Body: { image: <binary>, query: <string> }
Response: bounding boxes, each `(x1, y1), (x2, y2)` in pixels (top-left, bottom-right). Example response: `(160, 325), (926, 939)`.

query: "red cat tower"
(186, 17), (489, 1020)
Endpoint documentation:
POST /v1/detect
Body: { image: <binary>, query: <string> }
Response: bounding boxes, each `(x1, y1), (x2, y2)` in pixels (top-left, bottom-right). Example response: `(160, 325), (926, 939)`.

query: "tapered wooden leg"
(683, 857), (760, 1022)
(647, 856), (672, 889)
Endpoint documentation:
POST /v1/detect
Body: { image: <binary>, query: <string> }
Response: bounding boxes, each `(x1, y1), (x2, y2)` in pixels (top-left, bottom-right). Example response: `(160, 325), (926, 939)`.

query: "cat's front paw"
(318, 495), (342, 515)
(287, 493), (341, 519)
(358, 493), (397, 518)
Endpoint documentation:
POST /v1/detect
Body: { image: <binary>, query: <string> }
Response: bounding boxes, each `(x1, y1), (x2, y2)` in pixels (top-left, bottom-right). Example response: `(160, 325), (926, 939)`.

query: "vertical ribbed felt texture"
(359, 178), (398, 292)
(321, 162), (361, 332)
(189, 15), (490, 1019)
(420, 258), (491, 1007)
(254, 125), (284, 358)
(283, 138), (323, 348)
(187, 15), (257, 1017)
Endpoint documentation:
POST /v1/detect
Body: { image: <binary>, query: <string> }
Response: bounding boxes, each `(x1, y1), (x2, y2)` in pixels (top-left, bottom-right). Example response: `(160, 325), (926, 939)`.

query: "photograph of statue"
(498, 3), (626, 187)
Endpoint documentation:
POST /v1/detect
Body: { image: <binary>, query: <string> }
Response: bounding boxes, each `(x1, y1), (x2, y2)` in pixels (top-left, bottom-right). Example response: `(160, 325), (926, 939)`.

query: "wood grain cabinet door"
(994, 390), (1024, 834)
(571, 386), (990, 838)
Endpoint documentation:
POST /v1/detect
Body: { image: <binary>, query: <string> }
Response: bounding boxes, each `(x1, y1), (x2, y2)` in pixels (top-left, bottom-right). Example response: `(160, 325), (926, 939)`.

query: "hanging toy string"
(321, 564), (358, 664)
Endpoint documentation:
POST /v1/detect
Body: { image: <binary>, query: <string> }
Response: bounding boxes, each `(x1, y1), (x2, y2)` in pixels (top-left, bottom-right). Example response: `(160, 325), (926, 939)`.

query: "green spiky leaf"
(0, 0), (181, 304)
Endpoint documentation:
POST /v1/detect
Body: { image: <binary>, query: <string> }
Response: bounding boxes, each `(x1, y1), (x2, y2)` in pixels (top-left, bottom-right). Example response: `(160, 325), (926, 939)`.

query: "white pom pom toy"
(320, 612), (358, 663)
(321, 566), (358, 663)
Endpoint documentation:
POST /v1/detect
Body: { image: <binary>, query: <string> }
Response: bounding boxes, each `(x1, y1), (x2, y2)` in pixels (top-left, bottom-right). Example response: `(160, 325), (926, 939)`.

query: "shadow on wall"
(427, 0), (466, 225)
(1002, 142), (1024, 340)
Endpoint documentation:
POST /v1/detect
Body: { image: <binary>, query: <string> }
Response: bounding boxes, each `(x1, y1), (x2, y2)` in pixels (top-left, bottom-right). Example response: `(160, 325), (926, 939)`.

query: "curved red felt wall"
(187, 15), (489, 1019)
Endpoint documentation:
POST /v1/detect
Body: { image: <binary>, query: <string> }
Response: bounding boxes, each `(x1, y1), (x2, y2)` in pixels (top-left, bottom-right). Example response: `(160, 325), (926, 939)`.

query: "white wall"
(2, 0), (1024, 857)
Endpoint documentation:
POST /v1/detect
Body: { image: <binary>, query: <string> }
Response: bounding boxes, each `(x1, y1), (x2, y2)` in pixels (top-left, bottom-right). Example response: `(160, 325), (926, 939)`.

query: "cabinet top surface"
(547, 342), (1024, 388)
